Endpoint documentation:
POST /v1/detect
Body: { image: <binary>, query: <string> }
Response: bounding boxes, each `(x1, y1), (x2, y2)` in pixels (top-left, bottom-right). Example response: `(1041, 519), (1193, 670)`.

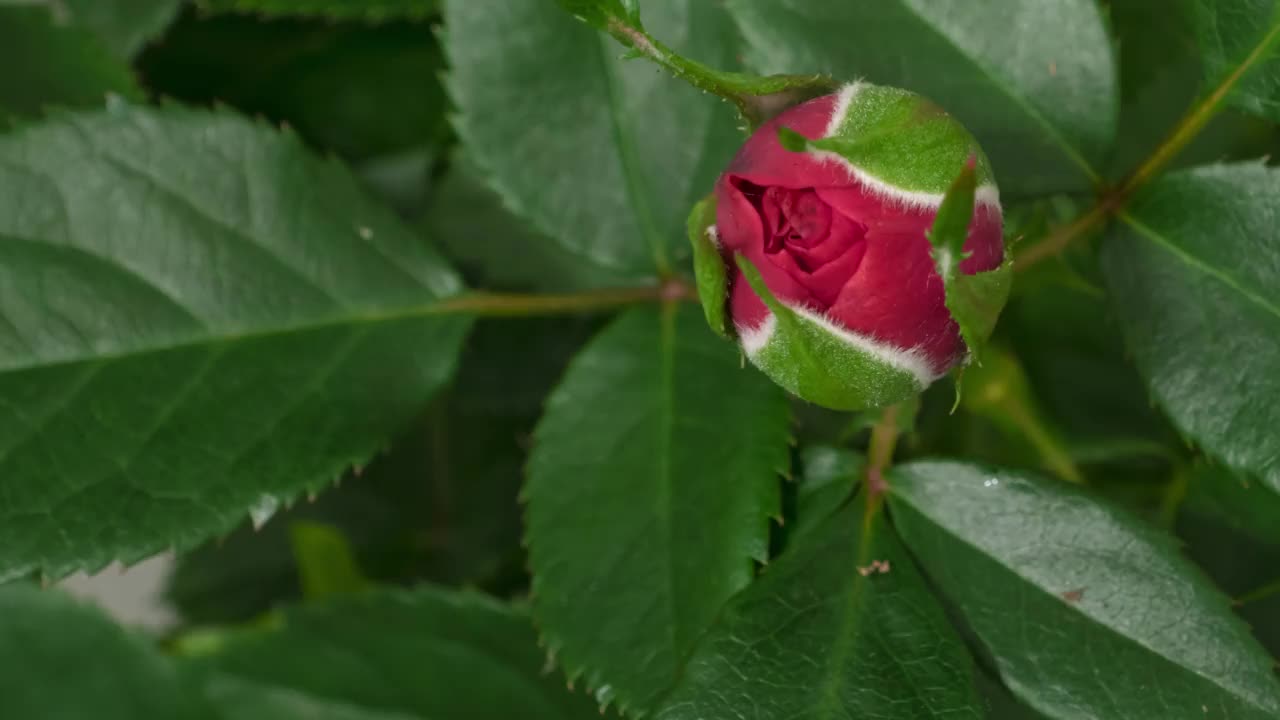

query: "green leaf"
(0, 103), (471, 581)
(204, 676), (420, 720)
(0, 584), (215, 718)
(57, 0), (184, 58)
(1176, 489), (1280, 661)
(167, 318), (592, 624)
(1101, 164), (1280, 493)
(1107, 0), (1279, 178)
(166, 446), (430, 624)
(427, 153), (636, 292)
(889, 461), (1280, 719)
(791, 446), (861, 539)
(973, 667), (1046, 720)
(1003, 248), (1180, 468)
(959, 345), (1083, 484)
(289, 522), (372, 600)
(1183, 462), (1280, 547)
(525, 304), (791, 713)
(444, 0), (743, 278)
(196, 0), (436, 22)
(725, 0), (1117, 195)
(4, 584), (570, 720)
(1189, 0), (1280, 122)
(139, 14), (448, 161)
(0, 6), (140, 120)
(193, 587), (600, 720)
(656, 499), (982, 720)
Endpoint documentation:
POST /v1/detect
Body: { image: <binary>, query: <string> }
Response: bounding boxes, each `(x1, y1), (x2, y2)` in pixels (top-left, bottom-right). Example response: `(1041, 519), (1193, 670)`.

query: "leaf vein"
(593, 31), (669, 273)
(893, 0), (1101, 181)
(1120, 211), (1280, 321)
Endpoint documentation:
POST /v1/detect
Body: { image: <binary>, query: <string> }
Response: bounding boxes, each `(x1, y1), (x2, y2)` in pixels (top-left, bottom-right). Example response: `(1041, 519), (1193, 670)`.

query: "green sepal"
(949, 259), (1012, 357)
(927, 160), (1011, 364)
(786, 83), (995, 196)
(776, 126), (809, 153)
(687, 195), (731, 338)
(927, 157), (978, 264)
(734, 254), (926, 411)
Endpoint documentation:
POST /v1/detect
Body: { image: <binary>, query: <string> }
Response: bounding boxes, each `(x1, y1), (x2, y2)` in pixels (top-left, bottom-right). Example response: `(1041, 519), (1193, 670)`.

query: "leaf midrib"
(810, 509), (876, 719)
(655, 301), (681, 676)
(592, 30), (669, 274)
(1119, 211), (1280, 322)
(0, 295), (453, 375)
(0, 328), (371, 572)
(1221, 10), (1280, 105)
(891, 0), (1103, 182)
(890, 485), (1280, 716)
(8, 116), (445, 302)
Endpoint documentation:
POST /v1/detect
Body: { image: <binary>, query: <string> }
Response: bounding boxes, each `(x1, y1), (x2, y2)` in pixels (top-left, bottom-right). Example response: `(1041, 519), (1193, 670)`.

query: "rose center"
(761, 187), (831, 254)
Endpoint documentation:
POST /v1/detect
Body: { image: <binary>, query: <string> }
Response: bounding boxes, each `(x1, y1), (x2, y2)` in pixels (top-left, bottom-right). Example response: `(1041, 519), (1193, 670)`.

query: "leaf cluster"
(1, 0), (1279, 718)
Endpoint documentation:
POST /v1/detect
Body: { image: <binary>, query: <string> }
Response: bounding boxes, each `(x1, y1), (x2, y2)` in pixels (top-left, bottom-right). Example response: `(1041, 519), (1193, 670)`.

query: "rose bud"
(688, 81), (1009, 411)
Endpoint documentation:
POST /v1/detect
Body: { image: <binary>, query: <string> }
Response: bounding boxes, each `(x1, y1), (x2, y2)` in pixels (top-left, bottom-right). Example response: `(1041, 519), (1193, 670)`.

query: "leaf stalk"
(1017, 20), (1280, 271)
(434, 279), (694, 317)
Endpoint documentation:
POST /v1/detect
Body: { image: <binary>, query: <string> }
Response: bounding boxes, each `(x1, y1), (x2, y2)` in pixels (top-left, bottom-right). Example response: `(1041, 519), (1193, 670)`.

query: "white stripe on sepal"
(738, 304), (942, 390)
(815, 82), (1001, 214)
(738, 313), (777, 356)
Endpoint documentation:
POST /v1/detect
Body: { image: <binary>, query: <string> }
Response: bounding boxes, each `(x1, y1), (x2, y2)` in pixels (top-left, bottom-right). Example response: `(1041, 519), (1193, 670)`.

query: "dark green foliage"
(2, 1), (1279, 718)
(525, 305), (790, 713)
(0, 6), (141, 120)
(890, 462), (1280, 718)
(656, 499), (984, 720)
(1103, 164), (1280, 491)
(168, 318), (593, 623)
(139, 11), (448, 162)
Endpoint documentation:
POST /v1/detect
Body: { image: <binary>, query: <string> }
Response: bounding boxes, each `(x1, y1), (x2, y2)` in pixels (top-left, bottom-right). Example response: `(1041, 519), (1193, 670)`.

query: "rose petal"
(799, 238), (868, 307)
(829, 226), (955, 374)
(814, 186), (901, 226)
(961, 203), (1004, 273)
(820, 187), (1004, 275)
(736, 239), (817, 310)
(784, 209), (867, 268)
(714, 174), (763, 254)
(767, 210), (869, 307)
(722, 95), (851, 190)
(729, 265), (770, 330)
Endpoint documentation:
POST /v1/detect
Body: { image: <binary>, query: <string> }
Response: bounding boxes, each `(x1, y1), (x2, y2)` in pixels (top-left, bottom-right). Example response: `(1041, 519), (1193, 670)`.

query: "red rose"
(715, 89), (1004, 380)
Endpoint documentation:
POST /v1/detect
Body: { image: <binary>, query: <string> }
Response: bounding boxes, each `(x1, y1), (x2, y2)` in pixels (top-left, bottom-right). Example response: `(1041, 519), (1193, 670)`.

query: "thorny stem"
(865, 403), (902, 508)
(1013, 198), (1116, 272)
(604, 18), (834, 128)
(1016, 21), (1280, 272)
(433, 277), (694, 317)
(1122, 21), (1280, 198)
